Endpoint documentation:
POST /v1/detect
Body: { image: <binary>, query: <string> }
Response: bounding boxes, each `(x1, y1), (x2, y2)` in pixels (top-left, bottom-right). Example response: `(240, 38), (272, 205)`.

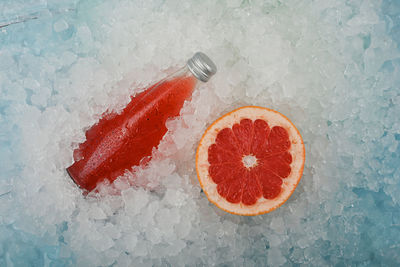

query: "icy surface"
(1, 0), (400, 266)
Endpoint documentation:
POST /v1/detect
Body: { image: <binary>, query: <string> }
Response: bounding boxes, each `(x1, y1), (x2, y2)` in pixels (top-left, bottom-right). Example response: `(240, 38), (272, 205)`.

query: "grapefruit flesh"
(196, 106), (305, 216)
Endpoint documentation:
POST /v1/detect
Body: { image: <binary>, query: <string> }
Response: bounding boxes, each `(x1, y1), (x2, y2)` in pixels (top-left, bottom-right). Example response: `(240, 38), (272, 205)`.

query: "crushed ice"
(1, 0), (400, 266)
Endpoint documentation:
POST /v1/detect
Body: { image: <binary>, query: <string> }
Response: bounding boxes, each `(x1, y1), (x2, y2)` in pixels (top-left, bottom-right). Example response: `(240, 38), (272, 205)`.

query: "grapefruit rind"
(196, 106), (305, 216)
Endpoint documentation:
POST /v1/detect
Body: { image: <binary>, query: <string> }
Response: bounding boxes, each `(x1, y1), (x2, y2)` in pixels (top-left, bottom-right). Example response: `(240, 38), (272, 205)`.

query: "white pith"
(196, 107), (305, 215)
(242, 155), (258, 169)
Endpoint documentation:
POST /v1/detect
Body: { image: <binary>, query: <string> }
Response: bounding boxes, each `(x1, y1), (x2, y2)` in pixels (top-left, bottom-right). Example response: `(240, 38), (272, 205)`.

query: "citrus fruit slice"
(196, 106), (305, 216)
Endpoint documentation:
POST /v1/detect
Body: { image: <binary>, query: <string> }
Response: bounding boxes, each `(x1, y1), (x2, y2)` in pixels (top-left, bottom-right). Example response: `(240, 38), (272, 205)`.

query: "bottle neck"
(165, 65), (200, 84)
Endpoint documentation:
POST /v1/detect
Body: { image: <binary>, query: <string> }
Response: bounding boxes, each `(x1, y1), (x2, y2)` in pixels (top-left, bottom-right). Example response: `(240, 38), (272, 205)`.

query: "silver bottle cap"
(187, 52), (217, 82)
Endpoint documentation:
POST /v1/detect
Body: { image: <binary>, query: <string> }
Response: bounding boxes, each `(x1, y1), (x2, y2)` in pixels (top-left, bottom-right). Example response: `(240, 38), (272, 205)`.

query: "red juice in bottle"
(67, 52), (217, 192)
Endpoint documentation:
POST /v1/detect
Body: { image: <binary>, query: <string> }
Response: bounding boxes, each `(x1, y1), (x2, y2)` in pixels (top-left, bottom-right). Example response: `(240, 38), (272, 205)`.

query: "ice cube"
(53, 19), (69, 32)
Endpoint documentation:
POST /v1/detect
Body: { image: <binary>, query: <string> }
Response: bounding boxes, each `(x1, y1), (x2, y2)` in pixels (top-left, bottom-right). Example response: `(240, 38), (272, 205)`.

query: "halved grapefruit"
(196, 106), (305, 216)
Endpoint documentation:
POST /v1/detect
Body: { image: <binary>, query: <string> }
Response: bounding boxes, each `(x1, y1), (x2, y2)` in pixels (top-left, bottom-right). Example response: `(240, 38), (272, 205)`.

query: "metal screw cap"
(187, 52), (217, 82)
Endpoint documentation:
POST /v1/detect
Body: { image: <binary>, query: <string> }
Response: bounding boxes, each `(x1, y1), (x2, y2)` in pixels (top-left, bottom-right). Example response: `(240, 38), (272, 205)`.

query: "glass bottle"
(67, 52), (217, 192)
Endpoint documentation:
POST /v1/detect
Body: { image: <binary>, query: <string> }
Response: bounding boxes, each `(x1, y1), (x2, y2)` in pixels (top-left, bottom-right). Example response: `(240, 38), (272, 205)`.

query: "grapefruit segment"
(241, 172), (262, 205)
(232, 119), (254, 154)
(196, 106), (305, 216)
(250, 119), (270, 156)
